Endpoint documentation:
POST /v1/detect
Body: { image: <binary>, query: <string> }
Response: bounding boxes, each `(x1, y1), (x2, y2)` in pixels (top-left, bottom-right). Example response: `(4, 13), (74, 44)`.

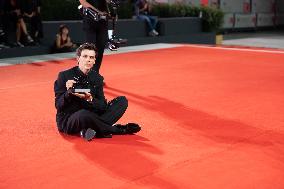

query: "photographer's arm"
(79, 0), (96, 9)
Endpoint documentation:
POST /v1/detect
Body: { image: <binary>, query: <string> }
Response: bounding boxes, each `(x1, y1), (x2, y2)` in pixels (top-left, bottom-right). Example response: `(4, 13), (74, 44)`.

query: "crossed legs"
(65, 96), (128, 136)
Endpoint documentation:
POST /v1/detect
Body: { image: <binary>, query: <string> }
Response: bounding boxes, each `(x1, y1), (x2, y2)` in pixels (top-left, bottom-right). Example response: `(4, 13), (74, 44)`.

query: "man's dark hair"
(76, 43), (97, 57)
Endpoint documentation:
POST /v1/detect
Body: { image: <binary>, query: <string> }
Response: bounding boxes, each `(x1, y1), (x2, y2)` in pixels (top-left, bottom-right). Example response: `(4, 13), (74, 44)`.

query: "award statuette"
(72, 76), (91, 94)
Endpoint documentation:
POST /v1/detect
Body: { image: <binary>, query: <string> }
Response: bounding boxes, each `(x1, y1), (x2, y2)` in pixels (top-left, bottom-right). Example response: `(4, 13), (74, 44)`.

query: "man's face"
(77, 49), (96, 72)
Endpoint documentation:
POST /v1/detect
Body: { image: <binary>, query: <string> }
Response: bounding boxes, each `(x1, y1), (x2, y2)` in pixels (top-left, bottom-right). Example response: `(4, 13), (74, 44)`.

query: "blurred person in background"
(51, 24), (77, 53)
(135, 0), (159, 36)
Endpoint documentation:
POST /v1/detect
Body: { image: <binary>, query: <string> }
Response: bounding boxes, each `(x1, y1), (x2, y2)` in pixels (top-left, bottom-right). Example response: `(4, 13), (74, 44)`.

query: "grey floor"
(223, 30), (284, 49)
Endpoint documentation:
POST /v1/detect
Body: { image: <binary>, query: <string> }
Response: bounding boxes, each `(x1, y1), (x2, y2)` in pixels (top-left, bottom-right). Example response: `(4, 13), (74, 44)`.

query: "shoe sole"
(126, 123), (141, 134)
(84, 128), (96, 141)
(129, 127), (141, 134)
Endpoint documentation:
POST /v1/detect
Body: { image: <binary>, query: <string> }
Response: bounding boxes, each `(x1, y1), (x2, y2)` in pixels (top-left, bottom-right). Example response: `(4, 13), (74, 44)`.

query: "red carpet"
(0, 45), (284, 189)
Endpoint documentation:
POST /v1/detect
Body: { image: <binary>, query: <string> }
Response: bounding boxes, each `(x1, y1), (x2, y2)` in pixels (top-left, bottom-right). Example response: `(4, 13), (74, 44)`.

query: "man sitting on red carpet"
(54, 43), (141, 141)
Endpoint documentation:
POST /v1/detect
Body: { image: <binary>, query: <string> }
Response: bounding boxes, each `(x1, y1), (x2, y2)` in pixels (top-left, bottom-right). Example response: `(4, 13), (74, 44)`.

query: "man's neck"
(78, 67), (91, 75)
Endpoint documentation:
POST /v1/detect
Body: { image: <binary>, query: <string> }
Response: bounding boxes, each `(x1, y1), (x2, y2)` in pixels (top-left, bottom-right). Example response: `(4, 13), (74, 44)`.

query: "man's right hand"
(66, 80), (76, 90)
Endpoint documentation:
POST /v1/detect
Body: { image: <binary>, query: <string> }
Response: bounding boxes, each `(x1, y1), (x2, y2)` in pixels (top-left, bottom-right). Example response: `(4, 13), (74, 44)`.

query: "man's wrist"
(65, 89), (73, 98)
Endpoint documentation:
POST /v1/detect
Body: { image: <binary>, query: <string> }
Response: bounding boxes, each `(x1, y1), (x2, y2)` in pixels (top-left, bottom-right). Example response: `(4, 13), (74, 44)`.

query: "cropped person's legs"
(85, 21), (107, 73)
(100, 96), (128, 125)
(93, 21), (108, 72)
(15, 20), (22, 44)
(30, 16), (40, 40)
(19, 18), (33, 43)
(85, 28), (96, 43)
(148, 16), (158, 30)
(137, 15), (154, 32)
(85, 30), (101, 72)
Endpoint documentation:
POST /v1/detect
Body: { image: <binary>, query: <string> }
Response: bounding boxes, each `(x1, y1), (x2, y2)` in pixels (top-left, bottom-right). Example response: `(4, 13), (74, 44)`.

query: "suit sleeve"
(54, 72), (73, 111)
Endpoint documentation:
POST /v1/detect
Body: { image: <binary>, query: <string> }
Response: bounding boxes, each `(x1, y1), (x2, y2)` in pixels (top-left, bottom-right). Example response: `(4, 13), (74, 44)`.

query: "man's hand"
(66, 80), (92, 101)
(72, 92), (93, 102)
(66, 80), (76, 90)
(84, 92), (93, 102)
(72, 92), (87, 99)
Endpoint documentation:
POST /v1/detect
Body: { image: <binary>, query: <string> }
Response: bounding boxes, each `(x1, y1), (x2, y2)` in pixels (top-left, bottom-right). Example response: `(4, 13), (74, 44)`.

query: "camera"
(72, 76), (91, 94)
(78, 5), (101, 21)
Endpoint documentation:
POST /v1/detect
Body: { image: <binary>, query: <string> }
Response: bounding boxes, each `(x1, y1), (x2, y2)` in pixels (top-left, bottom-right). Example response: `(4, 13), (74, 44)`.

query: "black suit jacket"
(54, 66), (107, 132)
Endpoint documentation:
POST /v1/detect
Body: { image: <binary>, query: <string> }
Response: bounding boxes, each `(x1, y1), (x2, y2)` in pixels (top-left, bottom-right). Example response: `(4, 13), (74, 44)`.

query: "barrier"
(0, 17), (215, 59)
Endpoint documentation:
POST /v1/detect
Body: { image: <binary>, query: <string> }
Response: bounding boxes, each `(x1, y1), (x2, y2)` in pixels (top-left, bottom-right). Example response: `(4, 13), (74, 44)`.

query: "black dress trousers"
(84, 18), (108, 72)
(65, 96), (128, 135)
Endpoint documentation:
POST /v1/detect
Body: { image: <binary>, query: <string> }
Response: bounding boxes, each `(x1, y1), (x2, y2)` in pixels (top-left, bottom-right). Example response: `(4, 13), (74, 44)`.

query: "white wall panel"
(222, 13), (235, 28)
(276, 0), (284, 13)
(220, 0), (251, 13)
(167, 0), (200, 5)
(220, 0), (243, 13)
(234, 13), (257, 28)
(186, 0), (200, 6)
(252, 0), (275, 13)
(276, 13), (284, 24)
(257, 13), (275, 26)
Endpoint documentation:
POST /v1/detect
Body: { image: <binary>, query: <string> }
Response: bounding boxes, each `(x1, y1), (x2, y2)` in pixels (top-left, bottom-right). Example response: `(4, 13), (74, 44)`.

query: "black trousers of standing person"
(30, 14), (43, 40)
(64, 96), (127, 136)
(84, 19), (108, 72)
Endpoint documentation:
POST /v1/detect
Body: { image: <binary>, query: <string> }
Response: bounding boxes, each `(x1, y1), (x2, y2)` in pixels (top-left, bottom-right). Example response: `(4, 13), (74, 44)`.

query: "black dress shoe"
(114, 123), (141, 134)
(95, 132), (112, 138)
(80, 128), (96, 141)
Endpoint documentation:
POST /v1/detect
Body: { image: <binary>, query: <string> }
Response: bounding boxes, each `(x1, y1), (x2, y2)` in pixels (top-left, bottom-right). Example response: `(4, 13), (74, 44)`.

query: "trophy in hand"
(72, 76), (91, 94)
